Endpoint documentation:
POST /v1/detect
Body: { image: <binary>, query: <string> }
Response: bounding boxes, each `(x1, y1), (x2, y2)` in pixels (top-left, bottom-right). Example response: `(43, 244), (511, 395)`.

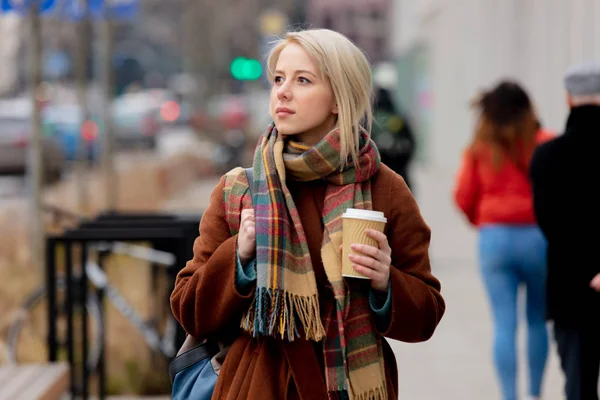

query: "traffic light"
(230, 57), (262, 81)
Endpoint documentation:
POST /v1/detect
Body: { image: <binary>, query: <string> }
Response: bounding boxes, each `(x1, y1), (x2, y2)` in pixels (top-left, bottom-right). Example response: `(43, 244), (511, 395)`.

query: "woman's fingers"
(365, 229), (391, 254)
(350, 243), (391, 266)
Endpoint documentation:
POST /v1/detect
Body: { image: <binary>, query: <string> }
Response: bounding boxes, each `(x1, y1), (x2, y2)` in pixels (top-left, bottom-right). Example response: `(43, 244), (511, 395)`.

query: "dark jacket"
(372, 88), (416, 189)
(530, 105), (600, 322)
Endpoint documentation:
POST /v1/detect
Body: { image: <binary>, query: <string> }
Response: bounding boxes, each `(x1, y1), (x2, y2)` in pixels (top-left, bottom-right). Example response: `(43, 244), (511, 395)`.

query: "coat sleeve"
(377, 173), (445, 343)
(170, 176), (255, 338)
(453, 150), (479, 225)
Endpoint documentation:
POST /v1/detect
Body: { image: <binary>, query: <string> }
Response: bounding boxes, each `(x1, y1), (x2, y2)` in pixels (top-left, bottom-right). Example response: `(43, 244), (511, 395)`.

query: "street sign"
(102, 0), (138, 19)
(62, 0), (99, 20)
(62, 0), (138, 20)
(1, 0), (56, 13)
(1, 0), (139, 19)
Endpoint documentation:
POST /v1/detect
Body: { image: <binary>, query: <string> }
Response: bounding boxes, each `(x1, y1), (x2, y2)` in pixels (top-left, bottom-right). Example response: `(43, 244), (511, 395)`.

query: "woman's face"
(269, 43), (338, 146)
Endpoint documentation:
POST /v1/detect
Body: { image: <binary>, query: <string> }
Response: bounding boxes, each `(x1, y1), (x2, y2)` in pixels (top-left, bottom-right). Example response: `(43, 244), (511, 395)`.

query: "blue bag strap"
(169, 339), (219, 383)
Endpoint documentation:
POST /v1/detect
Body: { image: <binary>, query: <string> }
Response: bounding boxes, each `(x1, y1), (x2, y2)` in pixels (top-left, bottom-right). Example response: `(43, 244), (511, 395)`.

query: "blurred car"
(111, 91), (161, 149)
(42, 104), (101, 162)
(154, 91), (194, 128)
(202, 91), (268, 138)
(0, 99), (65, 182)
(159, 98), (194, 128)
(125, 88), (194, 128)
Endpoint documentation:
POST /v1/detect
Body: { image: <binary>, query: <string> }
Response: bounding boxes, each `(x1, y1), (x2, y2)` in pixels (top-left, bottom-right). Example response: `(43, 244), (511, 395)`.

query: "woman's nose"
(277, 82), (292, 101)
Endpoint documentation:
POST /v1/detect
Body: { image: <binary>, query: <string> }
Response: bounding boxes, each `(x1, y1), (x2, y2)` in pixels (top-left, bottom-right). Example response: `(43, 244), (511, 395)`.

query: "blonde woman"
(171, 29), (445, 400)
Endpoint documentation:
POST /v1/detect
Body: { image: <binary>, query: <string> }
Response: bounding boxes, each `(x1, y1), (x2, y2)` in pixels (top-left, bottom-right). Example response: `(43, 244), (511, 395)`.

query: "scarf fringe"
(327, 386), (387, 400)
(240, 287), (326, 342)
(353, 385), (388, 400)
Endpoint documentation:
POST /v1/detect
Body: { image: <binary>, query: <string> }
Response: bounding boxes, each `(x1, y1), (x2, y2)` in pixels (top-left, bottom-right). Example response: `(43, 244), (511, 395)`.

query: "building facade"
(391, 0), (600, 169)
(307, 0), (392, 63)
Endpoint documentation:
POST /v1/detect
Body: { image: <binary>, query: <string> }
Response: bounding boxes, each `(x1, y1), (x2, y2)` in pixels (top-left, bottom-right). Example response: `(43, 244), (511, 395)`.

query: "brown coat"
(170, 164), (445, 399)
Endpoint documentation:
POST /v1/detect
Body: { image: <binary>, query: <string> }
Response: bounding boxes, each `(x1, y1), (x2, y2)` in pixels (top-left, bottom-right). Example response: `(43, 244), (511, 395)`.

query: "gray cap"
(564, 61), (600, 96)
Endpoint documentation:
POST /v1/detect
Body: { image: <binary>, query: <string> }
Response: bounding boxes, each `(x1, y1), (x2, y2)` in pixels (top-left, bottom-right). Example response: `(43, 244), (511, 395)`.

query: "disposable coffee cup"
(342, 208), (387, 279)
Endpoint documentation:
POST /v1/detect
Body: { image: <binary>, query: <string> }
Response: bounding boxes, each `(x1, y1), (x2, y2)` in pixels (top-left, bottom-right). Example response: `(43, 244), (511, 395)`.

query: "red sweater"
(453, 130), (554, 227)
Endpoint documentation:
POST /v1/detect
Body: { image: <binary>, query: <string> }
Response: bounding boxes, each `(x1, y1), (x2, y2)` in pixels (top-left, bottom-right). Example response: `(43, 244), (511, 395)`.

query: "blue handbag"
(169, 167), (254, 400)
(169, 339), (220, 400)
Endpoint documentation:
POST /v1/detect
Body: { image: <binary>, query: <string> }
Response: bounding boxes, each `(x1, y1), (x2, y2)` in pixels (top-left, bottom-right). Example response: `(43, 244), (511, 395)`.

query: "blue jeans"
(479, 225), (549, 400)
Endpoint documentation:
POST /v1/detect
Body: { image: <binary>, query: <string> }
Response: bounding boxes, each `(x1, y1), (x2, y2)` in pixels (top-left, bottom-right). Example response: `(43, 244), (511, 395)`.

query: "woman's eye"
(274, 76), (283, 84)
(298, 77), (311, 84)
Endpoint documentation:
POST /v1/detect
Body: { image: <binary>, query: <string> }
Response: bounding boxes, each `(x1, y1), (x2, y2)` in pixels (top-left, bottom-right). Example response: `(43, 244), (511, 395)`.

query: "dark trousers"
(554, 320), (600, 400)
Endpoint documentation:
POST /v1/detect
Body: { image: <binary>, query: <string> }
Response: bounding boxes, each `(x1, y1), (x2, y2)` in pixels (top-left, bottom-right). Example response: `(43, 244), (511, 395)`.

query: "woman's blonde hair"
(266, 29), (373, 168)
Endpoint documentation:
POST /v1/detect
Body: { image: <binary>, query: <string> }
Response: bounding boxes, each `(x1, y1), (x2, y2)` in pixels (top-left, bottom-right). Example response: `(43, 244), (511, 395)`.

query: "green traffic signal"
(231, 57), (262, 80)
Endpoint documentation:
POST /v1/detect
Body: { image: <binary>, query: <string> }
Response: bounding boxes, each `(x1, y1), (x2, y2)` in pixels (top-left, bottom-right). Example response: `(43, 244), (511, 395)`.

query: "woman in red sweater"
(454, 81), (553, 400)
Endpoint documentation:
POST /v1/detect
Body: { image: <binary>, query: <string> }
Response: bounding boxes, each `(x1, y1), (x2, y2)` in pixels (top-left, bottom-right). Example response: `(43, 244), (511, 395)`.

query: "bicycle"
(5, 240), (181, 374)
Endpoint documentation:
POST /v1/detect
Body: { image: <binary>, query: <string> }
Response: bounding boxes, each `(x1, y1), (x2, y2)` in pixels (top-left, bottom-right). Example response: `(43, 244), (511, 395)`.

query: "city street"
(0, 177), (25, 202)
(2, 0), (595, 397)
(160, 163), (568, 399)
(0, 142), (572, 387)
(390, 167), (564, 400)
(0, 125), (213, 209)
(0, 133), (568, 399)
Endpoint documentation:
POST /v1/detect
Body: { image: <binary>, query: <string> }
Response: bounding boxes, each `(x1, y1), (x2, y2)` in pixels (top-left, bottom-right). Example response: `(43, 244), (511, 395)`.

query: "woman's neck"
(294, 116), (337, 146)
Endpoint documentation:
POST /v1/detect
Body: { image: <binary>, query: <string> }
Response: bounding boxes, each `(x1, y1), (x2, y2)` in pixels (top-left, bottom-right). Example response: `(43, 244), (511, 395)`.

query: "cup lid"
(342, 208), (387, 223)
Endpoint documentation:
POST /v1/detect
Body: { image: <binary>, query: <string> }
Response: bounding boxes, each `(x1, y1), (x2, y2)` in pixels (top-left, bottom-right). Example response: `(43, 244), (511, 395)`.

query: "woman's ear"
(332, 103), (339, 114)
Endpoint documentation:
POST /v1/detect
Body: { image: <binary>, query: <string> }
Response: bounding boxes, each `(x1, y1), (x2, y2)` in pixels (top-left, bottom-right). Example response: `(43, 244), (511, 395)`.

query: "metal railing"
(45, 211), (201, 399)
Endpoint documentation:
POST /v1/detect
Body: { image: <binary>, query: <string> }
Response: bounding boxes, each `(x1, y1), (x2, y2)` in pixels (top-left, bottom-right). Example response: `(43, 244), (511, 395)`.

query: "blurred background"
(0, 0), (597, 398)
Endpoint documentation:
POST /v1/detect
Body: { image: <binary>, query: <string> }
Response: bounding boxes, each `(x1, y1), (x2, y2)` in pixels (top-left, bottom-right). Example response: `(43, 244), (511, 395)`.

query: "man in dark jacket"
(530, 62), (600, 400)
(371, 87), (416, 190)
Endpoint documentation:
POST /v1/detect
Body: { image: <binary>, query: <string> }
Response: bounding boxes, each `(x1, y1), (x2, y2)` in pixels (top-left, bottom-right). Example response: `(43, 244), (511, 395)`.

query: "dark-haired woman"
(453, 81), (554, 400)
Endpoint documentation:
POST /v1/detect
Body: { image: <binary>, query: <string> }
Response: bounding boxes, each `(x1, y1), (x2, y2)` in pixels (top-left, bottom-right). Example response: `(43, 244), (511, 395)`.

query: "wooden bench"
(0, 363), (69, 400)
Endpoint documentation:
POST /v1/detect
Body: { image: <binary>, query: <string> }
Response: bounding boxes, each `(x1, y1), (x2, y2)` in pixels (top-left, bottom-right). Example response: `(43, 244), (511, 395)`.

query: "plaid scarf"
(223, 124), (387, 400)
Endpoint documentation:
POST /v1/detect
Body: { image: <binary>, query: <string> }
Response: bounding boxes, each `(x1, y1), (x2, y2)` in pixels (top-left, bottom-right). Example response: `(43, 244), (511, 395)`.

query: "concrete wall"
(391, 0), (600, 170)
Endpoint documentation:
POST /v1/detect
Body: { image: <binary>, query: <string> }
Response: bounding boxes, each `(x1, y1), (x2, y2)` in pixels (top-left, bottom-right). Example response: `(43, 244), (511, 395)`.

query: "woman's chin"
(274, 124), (301, 137)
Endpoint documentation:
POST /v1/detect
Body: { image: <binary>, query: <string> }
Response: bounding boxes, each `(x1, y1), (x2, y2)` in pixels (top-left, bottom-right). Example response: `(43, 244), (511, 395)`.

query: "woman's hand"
(347, 229), (392, 293)
(590, 273), (600, 292)
(237, 208), (256, 265)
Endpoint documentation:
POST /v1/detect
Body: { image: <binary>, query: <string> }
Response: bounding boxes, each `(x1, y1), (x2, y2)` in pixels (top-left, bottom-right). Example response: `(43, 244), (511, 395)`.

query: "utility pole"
(28, 2), (44, 273)
(75, 0), (90, 213)
(100, 18), (117, 211)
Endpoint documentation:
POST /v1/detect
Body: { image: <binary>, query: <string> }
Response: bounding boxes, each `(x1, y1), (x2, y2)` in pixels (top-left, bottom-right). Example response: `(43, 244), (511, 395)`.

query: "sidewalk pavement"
(165, 165), (566, 400)
(389, 166), (564, 400)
